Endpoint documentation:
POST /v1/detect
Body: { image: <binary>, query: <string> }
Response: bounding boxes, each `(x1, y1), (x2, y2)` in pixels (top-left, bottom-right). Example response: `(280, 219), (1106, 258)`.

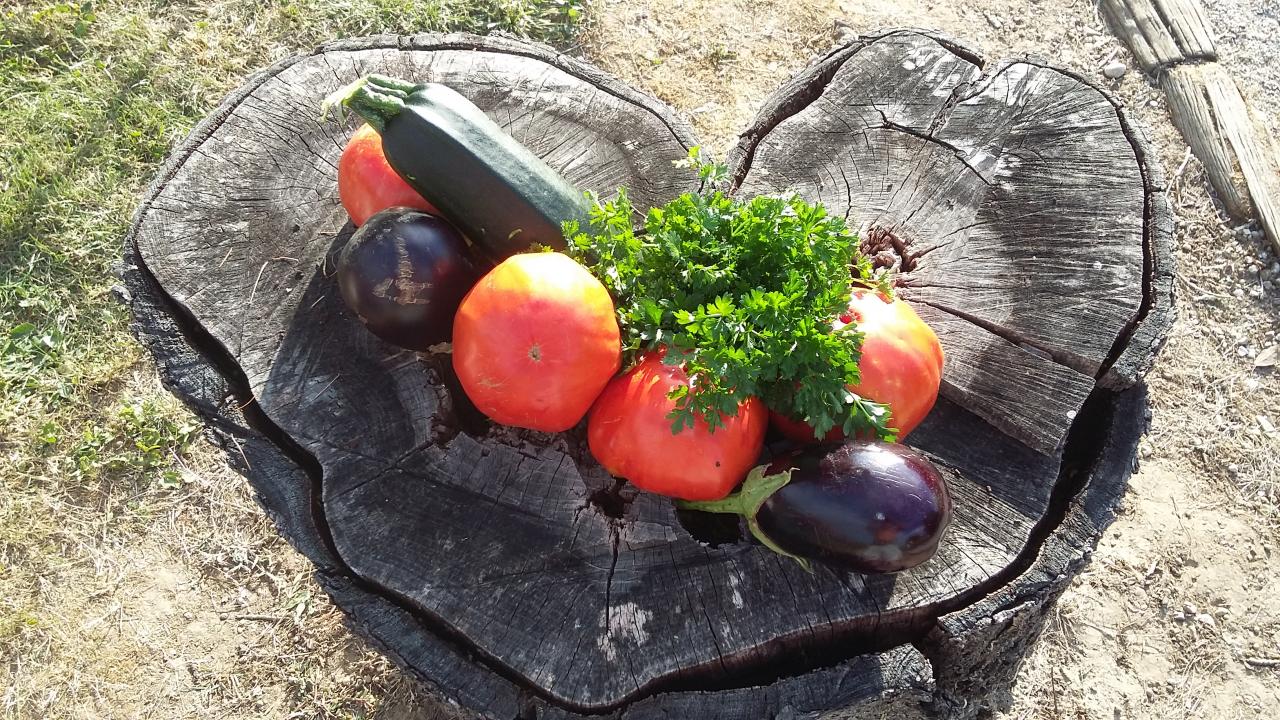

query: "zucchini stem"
(320, 73), (419, 133)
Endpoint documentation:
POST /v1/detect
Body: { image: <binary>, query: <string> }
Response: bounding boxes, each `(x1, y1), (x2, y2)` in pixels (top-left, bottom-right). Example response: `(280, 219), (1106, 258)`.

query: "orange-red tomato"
(452, 252), (621, 433)
(771, 290), (944, 442)
(338, 124), (436, 226)
(589, 351), (768, 501)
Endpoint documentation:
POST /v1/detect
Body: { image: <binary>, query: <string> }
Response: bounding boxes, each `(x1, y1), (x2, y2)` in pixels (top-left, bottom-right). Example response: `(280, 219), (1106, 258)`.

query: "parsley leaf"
(566, 148), (895, 441)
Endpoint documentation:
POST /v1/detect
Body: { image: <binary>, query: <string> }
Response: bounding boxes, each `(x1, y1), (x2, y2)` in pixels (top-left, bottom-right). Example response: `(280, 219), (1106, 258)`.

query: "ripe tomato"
(452, 252), (621, 433)
(588, 351), (767, 501)
(771, 290), (944, 442)
(338, 124), (436, 226)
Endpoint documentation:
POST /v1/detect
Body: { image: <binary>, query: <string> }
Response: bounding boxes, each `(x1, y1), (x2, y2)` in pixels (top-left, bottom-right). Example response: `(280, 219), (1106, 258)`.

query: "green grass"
(0, 0), (581, 709)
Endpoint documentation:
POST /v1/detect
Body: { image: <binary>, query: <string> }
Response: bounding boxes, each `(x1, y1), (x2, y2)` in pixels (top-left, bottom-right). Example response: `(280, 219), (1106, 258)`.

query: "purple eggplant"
(677, 441), (952, 574)
(336, 207), (480, 350)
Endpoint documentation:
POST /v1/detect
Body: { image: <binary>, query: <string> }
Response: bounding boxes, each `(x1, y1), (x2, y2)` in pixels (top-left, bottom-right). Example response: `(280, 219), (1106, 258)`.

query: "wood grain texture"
(1099, 0), (1217, 72)
(1100, 0), (1278, 251)
(730, 31), (1148, 456)
(1161, 63), (1280, 252)
(125, 29), (1172, 719)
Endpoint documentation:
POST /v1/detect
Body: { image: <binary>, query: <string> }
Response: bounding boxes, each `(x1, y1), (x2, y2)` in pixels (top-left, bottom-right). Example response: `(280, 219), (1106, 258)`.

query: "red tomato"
(452, 252), (621, 433)
(589, 351), (768, 501)
(768, 409), (844, 444)
(338, 124), (436, 226)
(771, 290), (944, 442)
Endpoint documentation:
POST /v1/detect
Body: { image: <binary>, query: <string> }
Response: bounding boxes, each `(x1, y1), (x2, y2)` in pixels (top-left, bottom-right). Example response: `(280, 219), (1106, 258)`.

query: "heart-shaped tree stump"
(124, 29), (1173, 719)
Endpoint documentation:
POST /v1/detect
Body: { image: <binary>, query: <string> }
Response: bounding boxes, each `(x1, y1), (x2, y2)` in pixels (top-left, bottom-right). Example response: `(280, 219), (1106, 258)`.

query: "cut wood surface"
(125, 30), (1173, 719)
(730, 34), (1147, 455)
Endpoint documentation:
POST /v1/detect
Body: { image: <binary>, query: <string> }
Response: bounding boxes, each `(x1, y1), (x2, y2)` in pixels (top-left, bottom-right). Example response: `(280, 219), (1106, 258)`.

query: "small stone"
(1238, 346), (1251, 357)
(1103, 61), (1128, 79)
(1234, 288), (1246, 299)
(1195, 613), (1216, 627)
(1184, 602), (1199, 615)
(1167, 673), (1186, 687)
(985, 12), (1003, 28)
(1228, 464), (1240, 475)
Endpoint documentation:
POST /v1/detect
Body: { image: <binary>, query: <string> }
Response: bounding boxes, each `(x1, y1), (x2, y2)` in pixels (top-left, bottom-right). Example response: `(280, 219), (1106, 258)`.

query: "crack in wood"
(874, 111), (995, 187)
(125, 29), (1173, 719)
(915, 298), (1096, 375)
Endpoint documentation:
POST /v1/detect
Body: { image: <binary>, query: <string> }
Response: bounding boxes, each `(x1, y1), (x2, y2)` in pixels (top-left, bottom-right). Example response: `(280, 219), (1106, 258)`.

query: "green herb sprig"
(566, 148), (895, 441)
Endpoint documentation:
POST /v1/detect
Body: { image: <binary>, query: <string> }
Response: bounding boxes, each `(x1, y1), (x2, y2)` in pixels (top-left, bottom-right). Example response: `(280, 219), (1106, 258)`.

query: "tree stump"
(123, 30), (1173, 719)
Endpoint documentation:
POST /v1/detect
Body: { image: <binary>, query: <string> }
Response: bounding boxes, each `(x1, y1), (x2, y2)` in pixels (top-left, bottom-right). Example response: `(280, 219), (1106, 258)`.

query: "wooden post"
(1101, 0), (1280, 252)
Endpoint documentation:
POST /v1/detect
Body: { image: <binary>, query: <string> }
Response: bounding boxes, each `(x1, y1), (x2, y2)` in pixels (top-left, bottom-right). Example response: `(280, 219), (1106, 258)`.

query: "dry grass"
(0, 2), (578, 717)
(3, 0), (1278, 718)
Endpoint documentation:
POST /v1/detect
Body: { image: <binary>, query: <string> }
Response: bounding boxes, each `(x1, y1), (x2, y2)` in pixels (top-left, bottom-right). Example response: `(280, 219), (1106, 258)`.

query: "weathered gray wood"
(924, 384), (1157, 718)
(729, 32), (1148, 456)
(1101, 110), (1177, 391)
(125, 29), (1172, 720)
(923, 94), (1176, 715)
(1099, 0), (1278, 253)
(1099, 0), (1217, 72)
(1161, 63), (1280, 252)
(124, 240), (937, 720)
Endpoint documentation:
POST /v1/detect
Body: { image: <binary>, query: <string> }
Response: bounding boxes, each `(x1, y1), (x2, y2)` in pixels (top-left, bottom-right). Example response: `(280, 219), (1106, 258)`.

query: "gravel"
(1102, 60), (1127, 78)
(1200, 0), (1280, 125)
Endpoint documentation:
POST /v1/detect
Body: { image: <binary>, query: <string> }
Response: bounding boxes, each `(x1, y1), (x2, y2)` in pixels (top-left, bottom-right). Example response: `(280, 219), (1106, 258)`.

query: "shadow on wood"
(123, 29), (1173, 719)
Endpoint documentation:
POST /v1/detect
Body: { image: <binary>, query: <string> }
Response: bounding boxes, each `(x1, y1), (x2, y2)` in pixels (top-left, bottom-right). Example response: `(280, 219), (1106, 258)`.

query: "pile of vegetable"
(322, 74), (950, 575)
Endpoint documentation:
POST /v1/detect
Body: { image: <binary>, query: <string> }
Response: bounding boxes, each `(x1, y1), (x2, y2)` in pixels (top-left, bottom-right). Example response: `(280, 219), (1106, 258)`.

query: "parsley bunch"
(566, 149), (894, 441)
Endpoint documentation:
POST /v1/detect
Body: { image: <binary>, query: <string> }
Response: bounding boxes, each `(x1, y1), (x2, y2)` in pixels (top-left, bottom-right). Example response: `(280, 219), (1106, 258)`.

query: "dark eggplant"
(336, 207), (480, 350)
(323, 74), (590, 261)
(677, 441), (952, 574)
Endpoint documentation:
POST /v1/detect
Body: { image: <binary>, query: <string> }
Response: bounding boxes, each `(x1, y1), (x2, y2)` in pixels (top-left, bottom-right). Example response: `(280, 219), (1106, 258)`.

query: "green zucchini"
(323, 74), (589, 261)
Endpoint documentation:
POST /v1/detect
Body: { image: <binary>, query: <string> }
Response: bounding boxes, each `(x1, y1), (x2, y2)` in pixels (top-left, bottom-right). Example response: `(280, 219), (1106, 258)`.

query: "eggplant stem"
(746, 516), (813, 573)
(676, 494), (748, 515)
(677, 466), (810, 570)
